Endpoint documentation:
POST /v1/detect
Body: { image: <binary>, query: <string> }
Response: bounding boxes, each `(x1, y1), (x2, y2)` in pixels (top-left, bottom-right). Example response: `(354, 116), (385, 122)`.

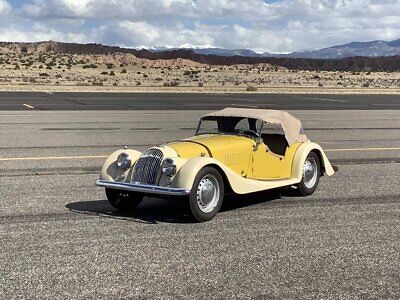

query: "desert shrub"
(39, 72), (50, 77)
(136, 81), (141, 86)
(155, 77), (163, 81)
(121, 69), (127, 74)
(183, 70), (191, 76)
(92, 80), (103, 86)
(246, 85), (258, 91)
(109, 71), (116, 76)
(83, 64), (97, 69)
(113, 82), (118, 86)
(163, 81), (179, 87)
(198, 82), (204, 87)
(101, 71), (108, 75)
(143, 74), (148, 78)
(46, 66), (52, 70)
(55, 74), (62, 79)
(106, 63), (114, 69)
(362, 82), (370, 88)
(318, 82), (324, 87)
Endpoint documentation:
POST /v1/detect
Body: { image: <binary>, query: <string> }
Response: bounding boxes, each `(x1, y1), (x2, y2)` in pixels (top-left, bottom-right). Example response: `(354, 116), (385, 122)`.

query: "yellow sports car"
(96, 108), (336, 222)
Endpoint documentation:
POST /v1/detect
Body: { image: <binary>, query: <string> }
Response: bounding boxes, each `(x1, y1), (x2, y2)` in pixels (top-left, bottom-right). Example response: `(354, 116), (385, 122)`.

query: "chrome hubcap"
(303, 157), (318, 189)
(196, 174), (220, 213)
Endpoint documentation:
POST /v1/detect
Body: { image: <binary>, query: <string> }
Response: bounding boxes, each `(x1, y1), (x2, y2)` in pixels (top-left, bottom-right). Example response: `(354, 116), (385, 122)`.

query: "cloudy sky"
(0, 0), (399, 53)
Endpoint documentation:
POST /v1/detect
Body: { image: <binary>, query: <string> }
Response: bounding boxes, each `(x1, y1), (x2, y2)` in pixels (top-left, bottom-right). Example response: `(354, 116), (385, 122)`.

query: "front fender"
(171, 157), (231, 192)
(100, 149), (142, 182)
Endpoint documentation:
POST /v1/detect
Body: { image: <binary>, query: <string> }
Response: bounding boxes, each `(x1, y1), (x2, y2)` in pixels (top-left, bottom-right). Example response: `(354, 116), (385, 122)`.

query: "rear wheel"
(105, 188), (144, 212)
(296, 152), (321, 196)
(189, 167), (224, 222)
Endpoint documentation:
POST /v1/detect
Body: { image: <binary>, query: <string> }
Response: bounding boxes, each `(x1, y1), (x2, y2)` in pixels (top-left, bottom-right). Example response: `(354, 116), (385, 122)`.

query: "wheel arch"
(310, 149), (325, 175)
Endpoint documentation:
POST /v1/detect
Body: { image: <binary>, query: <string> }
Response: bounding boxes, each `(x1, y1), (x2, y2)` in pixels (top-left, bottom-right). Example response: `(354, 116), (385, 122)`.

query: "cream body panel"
(171, 157), (300, 194)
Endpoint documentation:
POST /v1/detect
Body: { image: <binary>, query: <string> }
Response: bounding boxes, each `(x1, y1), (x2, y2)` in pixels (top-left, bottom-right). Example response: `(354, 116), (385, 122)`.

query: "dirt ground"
(1, 52), (400, 94)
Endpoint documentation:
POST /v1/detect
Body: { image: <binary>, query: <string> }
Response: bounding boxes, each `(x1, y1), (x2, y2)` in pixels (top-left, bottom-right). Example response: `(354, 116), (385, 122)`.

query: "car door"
(249, 123), (300, 180)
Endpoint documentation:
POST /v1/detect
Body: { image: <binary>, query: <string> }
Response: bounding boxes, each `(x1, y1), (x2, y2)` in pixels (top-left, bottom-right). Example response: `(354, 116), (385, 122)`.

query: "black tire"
(296, 152), (321, 196)
(105, 188), (144, 212)
(189, 167), (224, 222)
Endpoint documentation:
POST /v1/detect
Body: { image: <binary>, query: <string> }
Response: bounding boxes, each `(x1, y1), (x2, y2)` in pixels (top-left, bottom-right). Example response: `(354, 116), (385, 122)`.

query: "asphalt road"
(1, 109), (400, 299)
(0, 91), (400, 110)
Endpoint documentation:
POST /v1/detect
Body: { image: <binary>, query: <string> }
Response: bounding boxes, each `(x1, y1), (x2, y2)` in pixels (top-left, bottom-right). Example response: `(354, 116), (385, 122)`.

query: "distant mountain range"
(153, 38), (400, 59)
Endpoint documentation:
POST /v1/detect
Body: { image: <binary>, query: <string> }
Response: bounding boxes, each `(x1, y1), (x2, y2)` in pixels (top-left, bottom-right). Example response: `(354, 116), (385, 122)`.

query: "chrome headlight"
(162, 158), (176, 177)
(117, 152), (131, 171)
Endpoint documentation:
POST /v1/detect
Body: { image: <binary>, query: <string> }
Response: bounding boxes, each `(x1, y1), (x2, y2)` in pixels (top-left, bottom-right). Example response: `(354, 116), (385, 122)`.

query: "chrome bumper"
(95, 180), (190, 196)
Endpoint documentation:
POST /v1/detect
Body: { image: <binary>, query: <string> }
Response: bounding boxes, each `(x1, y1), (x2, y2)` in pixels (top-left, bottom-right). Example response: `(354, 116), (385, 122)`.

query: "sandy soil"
(1, 52), (400, 94)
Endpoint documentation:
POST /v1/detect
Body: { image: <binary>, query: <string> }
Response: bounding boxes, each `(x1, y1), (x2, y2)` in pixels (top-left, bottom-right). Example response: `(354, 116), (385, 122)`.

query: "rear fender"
(291, 142), (335, 179)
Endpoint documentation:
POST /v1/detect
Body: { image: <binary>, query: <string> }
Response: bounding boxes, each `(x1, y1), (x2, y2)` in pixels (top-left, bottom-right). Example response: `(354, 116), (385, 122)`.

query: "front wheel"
(189, 167), (224, 222)
(105, 188), (144, 212)
(296, 152), (321, 196)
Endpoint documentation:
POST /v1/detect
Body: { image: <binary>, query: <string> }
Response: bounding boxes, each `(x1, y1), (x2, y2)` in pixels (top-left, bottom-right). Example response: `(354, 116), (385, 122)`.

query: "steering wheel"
(241, 129), (260, 138)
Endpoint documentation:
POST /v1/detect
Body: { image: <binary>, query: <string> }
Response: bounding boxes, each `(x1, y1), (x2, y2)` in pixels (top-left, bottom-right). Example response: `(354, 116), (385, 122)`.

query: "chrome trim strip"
(96, 180), (190, 196)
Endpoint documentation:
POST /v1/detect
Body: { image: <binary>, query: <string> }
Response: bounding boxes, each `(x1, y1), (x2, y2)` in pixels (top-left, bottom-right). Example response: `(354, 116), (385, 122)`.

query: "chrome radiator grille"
(132, 148), (164, 185)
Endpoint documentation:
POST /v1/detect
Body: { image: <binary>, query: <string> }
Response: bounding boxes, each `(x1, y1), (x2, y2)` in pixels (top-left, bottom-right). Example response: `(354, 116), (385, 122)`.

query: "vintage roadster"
(96, 108), (336, 222)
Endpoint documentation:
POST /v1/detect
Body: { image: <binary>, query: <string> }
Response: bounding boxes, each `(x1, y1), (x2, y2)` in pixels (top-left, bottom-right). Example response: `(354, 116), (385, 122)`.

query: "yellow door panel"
(249, 142), (301, 179)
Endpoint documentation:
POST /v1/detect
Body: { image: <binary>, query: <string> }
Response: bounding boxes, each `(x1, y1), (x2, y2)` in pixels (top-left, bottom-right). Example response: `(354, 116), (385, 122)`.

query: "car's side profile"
(96, 107), (336, 222)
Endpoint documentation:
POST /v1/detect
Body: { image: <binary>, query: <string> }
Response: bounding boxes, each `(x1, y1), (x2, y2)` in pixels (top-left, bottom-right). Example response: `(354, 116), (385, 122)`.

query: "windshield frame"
(195, 116), (263, 138)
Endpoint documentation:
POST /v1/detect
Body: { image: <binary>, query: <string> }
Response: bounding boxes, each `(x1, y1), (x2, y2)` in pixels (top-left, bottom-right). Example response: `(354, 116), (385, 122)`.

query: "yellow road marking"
(0, 147), (399, 161)
(325, 147), (400, 152)
(23, 104), (34, 109)
(0, 155), (107, 162)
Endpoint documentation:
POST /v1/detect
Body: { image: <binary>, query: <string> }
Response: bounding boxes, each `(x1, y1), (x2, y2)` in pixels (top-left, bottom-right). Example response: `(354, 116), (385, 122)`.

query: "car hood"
(166, 134), (252, 158)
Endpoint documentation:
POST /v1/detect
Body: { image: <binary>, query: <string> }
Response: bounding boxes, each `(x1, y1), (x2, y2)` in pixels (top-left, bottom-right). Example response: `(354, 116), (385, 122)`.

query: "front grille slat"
(132, 148), (164, 185)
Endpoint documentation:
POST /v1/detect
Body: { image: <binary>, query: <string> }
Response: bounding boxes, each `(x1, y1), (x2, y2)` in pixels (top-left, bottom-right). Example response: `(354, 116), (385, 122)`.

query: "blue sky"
(1, 0), (400, 53)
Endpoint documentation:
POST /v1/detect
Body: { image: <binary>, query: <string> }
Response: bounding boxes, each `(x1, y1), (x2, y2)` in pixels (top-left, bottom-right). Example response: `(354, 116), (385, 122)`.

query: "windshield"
(196, 116), (262, 137)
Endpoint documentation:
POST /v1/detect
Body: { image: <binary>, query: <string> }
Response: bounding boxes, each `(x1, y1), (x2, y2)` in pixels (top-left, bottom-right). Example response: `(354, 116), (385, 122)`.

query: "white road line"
(23, 104), (35, 109)
(302, 96), (347, 103)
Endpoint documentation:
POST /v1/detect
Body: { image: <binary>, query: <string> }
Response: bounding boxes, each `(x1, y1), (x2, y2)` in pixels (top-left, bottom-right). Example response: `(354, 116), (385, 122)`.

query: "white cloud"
(0, 0), (11, 15)
(0, 25), (88, 44)
(7, 0), (400, 52)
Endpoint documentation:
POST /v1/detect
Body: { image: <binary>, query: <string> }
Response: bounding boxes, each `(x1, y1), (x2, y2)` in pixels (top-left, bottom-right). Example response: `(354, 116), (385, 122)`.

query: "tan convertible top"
(203, 107), (308, 145)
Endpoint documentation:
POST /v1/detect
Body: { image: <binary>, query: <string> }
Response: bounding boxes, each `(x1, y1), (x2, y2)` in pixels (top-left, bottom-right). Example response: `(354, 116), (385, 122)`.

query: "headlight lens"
(162, 158), (176, 177)
(117, 152), (131, 171)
